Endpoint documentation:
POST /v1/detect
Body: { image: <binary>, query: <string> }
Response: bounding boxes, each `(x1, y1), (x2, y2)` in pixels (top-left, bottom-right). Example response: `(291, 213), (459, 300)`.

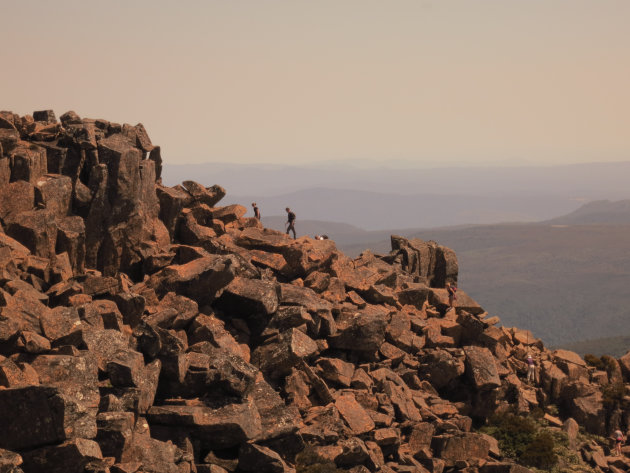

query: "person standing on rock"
(526, 354), (536, 384)
(252, 202), (261, 220)
(285, 207), (296, 239)
(613, 429), (625, 456)
(446, 281), (457, 308)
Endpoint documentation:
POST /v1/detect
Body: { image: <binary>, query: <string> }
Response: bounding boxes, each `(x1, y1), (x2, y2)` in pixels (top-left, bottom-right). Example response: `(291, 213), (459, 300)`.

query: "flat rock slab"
(147, 400), (262, 448)
(335, 393), (375, 435)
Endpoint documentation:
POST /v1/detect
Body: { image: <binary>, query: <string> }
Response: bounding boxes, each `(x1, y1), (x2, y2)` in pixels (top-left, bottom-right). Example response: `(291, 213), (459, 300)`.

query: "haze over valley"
(164, 160), (630, 230)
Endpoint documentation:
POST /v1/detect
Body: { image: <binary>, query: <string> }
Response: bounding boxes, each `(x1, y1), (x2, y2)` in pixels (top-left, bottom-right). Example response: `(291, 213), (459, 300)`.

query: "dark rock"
(21, 438), (103, 473)
(216, 277), (279, 317)
(95, 411), (135, 461)
(252, 328), (318, 378)
(328, 309), (387, 352)
(33, 110), (56, 123)
(238, 443), (288, 473)
(419, 349), (465, 389)
(0, 386), (94, 450)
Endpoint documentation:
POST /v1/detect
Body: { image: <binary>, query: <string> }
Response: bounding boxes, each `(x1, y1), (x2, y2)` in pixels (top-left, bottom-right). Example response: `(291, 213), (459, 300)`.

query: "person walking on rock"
(526, 354), (536, 384)
(285, 207), (296, 239)
(446, 281), (457, 308)
(252, 202), (261, 220)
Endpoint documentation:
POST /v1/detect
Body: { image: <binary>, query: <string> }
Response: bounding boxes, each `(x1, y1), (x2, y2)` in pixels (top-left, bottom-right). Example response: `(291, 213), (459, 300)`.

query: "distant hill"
(163, 161), (630, 230)
(231, 188), (582, 231)
(545, 199), (630, 225)
(559, 335), (630, 359)
(163, 160), (630, 198)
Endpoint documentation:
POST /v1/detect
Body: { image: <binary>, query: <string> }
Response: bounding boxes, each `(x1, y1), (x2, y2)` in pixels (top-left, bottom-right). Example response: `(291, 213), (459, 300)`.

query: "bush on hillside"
(584, 354), (604, 370)
(519, 431), (558, 469)
(481, 412), (537, 459)
(481, 411), (566, 470)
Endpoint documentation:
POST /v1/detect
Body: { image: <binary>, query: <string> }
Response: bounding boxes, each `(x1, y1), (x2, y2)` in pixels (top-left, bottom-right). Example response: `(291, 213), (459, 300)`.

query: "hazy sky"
(2, 1), (629, 166)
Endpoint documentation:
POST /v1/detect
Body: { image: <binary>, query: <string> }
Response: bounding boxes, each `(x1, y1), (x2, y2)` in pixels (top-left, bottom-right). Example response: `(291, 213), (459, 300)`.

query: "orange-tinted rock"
(147, 401), (262, 449)
(335, 393), (375, 435)
(432, 433), (490, 465)
(463, 346), (501, 390)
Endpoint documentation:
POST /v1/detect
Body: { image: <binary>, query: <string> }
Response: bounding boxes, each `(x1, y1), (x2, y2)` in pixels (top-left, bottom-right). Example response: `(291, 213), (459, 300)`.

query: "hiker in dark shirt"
(252, 202), (261, 220)
(285, 207), (296, 239)
(446, 281), (457, 308)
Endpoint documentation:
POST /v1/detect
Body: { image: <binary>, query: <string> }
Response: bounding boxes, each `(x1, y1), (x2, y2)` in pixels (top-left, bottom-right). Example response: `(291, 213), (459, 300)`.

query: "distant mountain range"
(545, 199), (630, 225)
(163, 161), (630, 230)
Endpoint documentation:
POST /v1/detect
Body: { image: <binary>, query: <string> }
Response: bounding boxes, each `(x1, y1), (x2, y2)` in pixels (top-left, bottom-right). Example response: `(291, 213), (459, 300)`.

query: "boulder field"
(0, 110), (629, 473)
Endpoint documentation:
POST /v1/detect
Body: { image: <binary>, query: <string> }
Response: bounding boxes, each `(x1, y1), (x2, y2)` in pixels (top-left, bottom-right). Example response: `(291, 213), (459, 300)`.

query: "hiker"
(285, 207), (296, 239)
(446, 281), (457, 308)
(526, 354), (536, 384)
(251, 202), (261, 220)
(613, 429), (625, 456)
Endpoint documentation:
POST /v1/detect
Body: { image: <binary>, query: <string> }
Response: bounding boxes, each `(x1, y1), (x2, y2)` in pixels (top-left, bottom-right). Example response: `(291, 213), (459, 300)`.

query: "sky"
(2, 1), (630, 167)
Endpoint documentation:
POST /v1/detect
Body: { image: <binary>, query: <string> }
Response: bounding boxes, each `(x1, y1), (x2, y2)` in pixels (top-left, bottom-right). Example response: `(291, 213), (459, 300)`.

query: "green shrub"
(480, 411), (565, 470)
(481, 412), (537, 459)
(584, 354), (604, 370)
(520, 431), (557, 469)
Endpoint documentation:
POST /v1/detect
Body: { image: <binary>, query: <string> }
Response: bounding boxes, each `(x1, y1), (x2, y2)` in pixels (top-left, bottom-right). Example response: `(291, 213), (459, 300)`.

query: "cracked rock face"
(0, 109), (628, 473)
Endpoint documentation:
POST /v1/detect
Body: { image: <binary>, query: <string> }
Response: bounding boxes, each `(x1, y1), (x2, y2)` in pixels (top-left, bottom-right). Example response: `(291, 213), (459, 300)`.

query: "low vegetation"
(480, 410), (598, 472)
(481, 411), (559, 469)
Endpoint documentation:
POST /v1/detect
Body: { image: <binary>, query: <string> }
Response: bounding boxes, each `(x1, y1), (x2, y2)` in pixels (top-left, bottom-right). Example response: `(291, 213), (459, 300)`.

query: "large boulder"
(20, 438), (103, 473)
(252, 328), (318, 378)
(419, 349), (466, 389)
(328, 308), (388, 353)
(152, 255), (256, 306)
(0, 386), (95, 450)
(388, 236), (458, 287)
(432, 433), (490, 465)
(463, 345), (501, 390)
(147, 400), (263, 449)
(215, 277), (279, 317)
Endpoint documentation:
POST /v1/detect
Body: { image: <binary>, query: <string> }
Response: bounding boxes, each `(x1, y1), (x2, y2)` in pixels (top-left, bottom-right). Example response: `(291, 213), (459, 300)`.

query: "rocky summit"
(0, 110), (629, 473)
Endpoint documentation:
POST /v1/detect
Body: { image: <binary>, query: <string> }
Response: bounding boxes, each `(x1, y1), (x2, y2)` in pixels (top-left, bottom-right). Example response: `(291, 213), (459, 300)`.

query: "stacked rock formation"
(0, 110), (629, 473)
